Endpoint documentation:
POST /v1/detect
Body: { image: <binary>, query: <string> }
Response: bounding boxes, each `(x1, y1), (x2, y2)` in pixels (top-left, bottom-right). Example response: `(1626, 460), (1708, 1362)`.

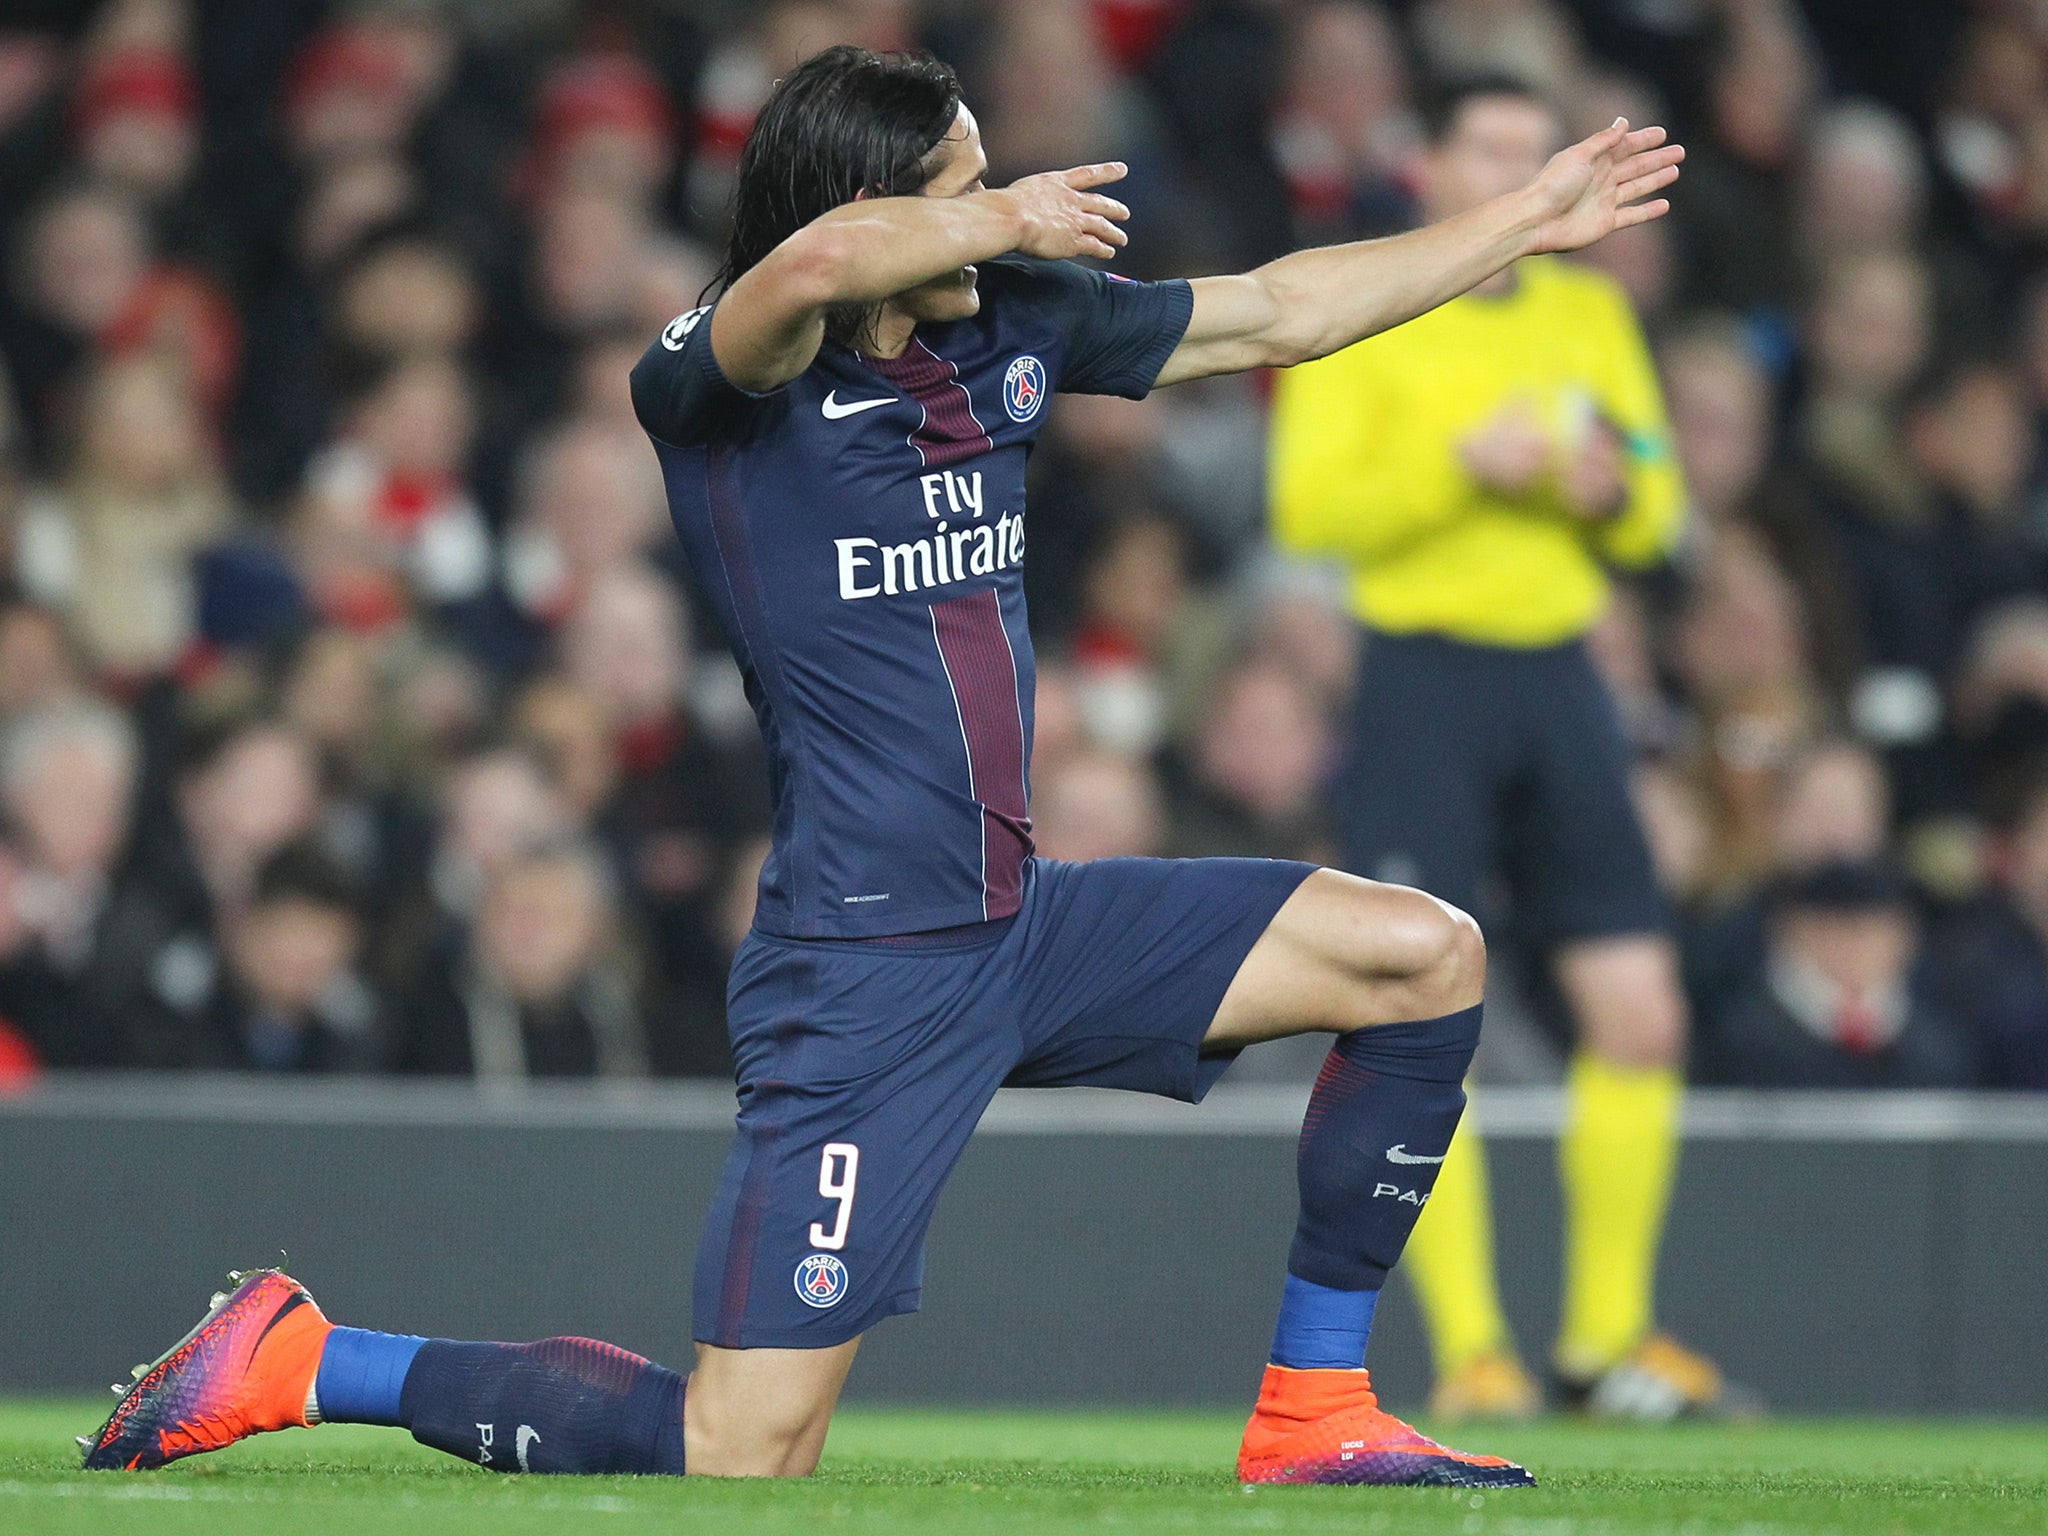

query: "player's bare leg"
(684, 1339), (860, 1476)
(1205, 868), (1486, 1047)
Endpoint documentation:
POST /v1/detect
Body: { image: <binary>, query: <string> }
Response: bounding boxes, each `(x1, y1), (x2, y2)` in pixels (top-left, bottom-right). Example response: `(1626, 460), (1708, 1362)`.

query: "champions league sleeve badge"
(661, 306), (710, 350)
(795, 1253), (850, 1308)
(1003, 355), (1046, 422)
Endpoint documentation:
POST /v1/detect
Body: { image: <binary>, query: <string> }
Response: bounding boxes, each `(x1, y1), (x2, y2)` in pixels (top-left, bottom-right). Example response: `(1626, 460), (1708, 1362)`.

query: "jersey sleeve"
(1029, 260), (1194, 398)
(629, 303), (770, 447)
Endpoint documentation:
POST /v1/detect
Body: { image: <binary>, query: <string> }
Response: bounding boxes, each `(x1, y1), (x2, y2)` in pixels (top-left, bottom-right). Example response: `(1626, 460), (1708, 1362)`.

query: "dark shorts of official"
(693, 854), (1315, 1349)
(1338, 631), (1669, 945)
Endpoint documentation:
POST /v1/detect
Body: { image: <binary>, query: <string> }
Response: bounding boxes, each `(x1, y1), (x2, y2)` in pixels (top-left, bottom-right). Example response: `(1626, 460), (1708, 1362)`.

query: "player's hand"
(1000, 163), (1132, 261)
(1460, 401), (1551, 496)
(1558, 422), (1629, 520)
(1523, 119), (1683, 256)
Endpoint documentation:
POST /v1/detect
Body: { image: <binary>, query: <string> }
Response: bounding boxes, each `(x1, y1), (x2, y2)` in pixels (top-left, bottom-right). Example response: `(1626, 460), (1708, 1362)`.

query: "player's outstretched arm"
(710, 165), (1134, 391)
(1154, 119), (1682, 387)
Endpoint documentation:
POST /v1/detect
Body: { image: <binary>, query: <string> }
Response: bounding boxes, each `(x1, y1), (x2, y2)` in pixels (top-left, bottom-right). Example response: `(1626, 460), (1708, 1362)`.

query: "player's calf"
(683, 1340), (859, 1477)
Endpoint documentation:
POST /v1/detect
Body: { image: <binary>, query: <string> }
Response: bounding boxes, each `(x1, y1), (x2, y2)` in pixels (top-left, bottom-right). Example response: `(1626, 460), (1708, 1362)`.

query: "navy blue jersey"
(632, 257), (1193, 937)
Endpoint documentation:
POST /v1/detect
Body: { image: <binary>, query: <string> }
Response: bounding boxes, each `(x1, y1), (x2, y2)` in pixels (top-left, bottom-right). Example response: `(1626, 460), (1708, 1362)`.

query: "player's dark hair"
(1420, 72), (1554, 144)
(708, 44), (962, 349)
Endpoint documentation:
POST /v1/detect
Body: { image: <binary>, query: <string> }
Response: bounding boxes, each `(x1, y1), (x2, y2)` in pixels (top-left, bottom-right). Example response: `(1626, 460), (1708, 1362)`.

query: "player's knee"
(1429, 901), (1486, 1013)
(1369, 888), (1485, 1011)
(1433, 909), (1482, 1015)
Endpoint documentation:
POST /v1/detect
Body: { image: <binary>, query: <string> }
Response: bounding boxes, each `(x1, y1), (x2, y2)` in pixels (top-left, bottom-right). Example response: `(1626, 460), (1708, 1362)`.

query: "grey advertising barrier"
(3, 1078), (2045, 1412)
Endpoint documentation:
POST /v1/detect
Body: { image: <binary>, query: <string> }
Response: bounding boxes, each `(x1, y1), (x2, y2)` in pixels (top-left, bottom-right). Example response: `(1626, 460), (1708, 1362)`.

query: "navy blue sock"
(394, 1337), (687, 1475)
(1287, 1006), (1481, 1302)
(314, 1328), (426, 1426)
(1270, 1274), (1380, 1369)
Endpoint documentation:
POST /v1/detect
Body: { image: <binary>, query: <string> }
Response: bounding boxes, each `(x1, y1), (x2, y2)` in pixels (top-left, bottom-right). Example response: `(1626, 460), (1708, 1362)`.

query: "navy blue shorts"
(1337, 632), (1669, 945)
(692, 854), (1314, 1348)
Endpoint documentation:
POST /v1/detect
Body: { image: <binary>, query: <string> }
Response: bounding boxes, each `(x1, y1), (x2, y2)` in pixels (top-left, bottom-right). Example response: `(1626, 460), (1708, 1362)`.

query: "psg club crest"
(794, 1253), (849, 1309)
(1003, 355), (1046, 422)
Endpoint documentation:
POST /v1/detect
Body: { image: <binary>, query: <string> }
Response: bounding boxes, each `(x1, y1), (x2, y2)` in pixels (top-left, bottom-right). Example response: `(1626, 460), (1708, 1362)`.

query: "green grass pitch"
(2, 1399), (2044, 1535)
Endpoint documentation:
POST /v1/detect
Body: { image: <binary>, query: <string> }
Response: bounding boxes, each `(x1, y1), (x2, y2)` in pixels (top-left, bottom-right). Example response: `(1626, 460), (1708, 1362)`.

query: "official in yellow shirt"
(1271, 77), (1737, 1422)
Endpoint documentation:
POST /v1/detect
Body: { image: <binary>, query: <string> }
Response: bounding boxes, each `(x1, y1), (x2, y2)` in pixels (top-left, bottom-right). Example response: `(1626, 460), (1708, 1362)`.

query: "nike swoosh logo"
(1385, 1144), (1447, 1165)
(516, 1424), (541, 1472)
(821, 390), (897, 420)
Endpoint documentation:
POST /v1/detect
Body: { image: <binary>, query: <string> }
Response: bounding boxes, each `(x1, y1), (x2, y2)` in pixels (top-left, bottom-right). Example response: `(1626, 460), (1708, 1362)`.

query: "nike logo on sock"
(821, 391), (896, 420)
(516, 1424), (541, 1472)
(1385, 1144), (1447, 1165)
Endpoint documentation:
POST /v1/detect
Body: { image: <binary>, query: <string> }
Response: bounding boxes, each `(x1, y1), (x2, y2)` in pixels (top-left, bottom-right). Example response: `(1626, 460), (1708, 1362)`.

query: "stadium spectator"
(510, 675), (617, 830)
(1164, 654), (1334, 862)
(0, 600), (85, 723)
(70, 44), (199, 216)
(330, 230), (481, 371)
(298, 353), (491, 615)
(275, 624), (433, 906)
(1926, 773), (2048, 1090)
(419, 742), (572, 924)
(1268, 0), (1418, 248)
(2, 183), (152, 451)
(518, 51), (676, 211)
(155, 714), (324, 927)
(501, 418), (669, 632)
(0, 698), (151, 1066)
(1935, 12), (2048, 243)
(282, 18), (437, 174)
(1686, 738), (1895, 1035)
(557, 565), (767, 1039)
(1795, 101), (1929, 273)
(1410, 0), (1583, 103)
(400, 839), (646, 1079)
(1031, 748), (1166, 863)
(1694, 860), (1980, 1089)
(1673, 527), (1827, 899)
(1665, 0), (1815, 315)
(1068, 511), (1194, 757)
(12, 352), (232, 675)
(127, 837), (387, 1072)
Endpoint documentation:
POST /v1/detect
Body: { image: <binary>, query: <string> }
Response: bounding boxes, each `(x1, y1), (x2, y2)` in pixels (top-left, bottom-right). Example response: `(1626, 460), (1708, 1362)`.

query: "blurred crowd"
(1, 0), (2046, 1092)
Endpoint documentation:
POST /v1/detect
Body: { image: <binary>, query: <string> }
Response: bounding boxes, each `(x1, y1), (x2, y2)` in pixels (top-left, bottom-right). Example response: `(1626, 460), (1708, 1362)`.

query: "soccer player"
(83, 47), (1680, 1486)
(1269, 76), (1726, 1421)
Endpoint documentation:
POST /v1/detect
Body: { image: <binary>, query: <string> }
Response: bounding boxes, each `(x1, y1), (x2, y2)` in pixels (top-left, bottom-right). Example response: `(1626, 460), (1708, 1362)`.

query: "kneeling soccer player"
(84, 44), (1680, 1488)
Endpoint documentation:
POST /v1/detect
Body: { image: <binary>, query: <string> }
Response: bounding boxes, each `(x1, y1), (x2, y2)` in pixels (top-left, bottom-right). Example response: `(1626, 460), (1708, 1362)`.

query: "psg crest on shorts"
(1003, 355), (1046, 422)
(794, 1253), (849, 1309)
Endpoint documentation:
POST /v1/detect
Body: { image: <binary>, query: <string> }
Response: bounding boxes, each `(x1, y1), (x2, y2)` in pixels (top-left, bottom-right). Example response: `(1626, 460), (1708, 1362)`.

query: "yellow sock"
(1555, 1052), (1682, 1375)
(1399, 1104), (1514, 1378)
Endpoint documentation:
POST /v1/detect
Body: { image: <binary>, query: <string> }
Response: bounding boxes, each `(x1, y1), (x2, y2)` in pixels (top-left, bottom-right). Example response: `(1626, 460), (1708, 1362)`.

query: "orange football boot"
(1238, 1364), (1536, 1487)
(82, 1269), (333, 1470)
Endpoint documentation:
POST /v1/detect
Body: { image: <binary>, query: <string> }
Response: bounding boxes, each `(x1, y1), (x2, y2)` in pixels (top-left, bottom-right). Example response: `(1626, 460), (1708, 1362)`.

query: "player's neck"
(862, 304), (919, 360)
